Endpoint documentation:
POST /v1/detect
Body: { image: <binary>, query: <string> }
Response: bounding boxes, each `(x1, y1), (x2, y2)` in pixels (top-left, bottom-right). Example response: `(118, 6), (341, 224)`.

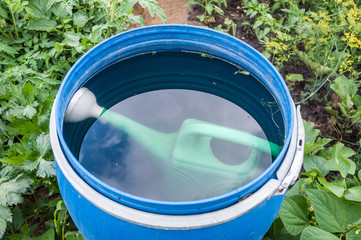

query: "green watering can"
(65, 88), (282, 199)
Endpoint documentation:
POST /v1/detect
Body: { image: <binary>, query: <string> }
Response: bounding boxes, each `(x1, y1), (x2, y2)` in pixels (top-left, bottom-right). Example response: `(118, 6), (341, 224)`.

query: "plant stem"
(62, 210), (67, 240)
(354, 175), (360, 186)
(296, 76), (331, 104)
(296, 42), (348, 105)
(0, 29), (11, 39)
(111, 1), (116, 23)
(10, 10), (19, 38)
(204, 0), (208, 16)
(344, 222), (361, 235)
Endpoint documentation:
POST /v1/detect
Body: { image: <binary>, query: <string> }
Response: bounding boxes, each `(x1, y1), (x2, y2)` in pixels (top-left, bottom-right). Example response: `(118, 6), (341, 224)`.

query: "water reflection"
(79, 89), (272, 201)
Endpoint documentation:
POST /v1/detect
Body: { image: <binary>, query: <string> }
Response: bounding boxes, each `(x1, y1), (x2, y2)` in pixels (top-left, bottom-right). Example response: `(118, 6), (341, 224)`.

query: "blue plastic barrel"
(50, 25), (305, 240)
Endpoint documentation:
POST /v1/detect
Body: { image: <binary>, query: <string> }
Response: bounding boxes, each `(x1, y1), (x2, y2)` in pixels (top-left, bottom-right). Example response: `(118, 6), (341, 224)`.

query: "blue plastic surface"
(56, 161), (286, 240)
(54, 25), (294, 215)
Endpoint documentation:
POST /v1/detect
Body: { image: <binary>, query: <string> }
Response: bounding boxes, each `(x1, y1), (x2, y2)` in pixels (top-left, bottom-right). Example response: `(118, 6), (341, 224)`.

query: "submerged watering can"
(65, 87), (282, 192)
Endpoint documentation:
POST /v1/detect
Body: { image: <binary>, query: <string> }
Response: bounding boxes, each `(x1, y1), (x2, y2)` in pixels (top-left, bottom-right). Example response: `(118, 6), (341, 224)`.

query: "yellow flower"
(303, 16), (312, 21)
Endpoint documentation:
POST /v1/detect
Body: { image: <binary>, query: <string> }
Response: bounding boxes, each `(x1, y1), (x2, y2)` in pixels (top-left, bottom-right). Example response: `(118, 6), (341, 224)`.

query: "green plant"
(242, 0), (285, 42)
(243, 0), (361, 100)
(0, 0), (166, 238)
(326, 76), (361, 139)
(186, 0), (226, 22)
(214, 17), (237, 36)
(265, 120), (361, 239)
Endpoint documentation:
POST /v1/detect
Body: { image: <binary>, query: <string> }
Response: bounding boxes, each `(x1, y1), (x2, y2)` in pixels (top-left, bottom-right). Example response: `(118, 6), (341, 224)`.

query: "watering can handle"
(178, 119), (282, 157)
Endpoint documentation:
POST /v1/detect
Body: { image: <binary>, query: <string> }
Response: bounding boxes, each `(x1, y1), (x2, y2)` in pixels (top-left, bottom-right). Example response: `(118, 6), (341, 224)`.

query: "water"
(79, 89), (275, 202)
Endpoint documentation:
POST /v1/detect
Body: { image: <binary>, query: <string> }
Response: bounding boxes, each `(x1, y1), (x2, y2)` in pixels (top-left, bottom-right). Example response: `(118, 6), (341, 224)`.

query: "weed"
(214, 17), (237, 36)
(186, 0), (226, 22)
(326, 76), (361, 139)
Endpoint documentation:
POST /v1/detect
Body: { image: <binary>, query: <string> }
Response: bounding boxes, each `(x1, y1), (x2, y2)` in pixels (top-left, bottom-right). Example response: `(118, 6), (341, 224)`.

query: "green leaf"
(138, 0), (166, 23)
(303, 120), (331, 155)
(253, 20), (263, 29)
(318, 177), (345, 198)
(0, 43), (19, 58)
(279, 195), (309, 235)
(27, 0), (56, 19)
(0, 6), (9, 18)
(23, 105), (37, 119)
(205, 3), (213, 15)
(197, 14), (205, 22)
(1, 141), (31, 165)
(52, 2), (73, 18)
(37, 158), (55, 178)
(321, 143), (355, 178)
(321, 143), (356, 159)
(297, 51), (333, 76)
(300, 226), (339, 240)
(20, 221), (30, 237)
(358, 169), (361, 181)
(273, 228), (301, 240)
(286, 178), (307, 197)
(262, 50), (271, 59)
(330, 76), (358, 110)
(35, 133), (51, 157)
(303, 155), (328, 176)
(325, 106), (339, 117)
(26, 19), (57, 31)
(185, 0), (200, 6)
(64, 231), (85, 240)
(120, 0), (138, 14)
(55, 200), (66, 212)
(323, 152), (352, 178)
(306, 189), (361, 233)
(154, 5), (167, 23)
(88, 25), (107, 43)
(286, 74), (304, 82)
(346, 227), (361, 240)
(22, 82), (36, 104)
(73, 12), (89, 27)
(3, 233), (23, 240)
(24, 157), (55, 178)
(213, 5), (224, 15)
(0, 205), (12, 238)
(7, 206), (25, 232)
(306, 190), (343, 232)
(62, 32), (81, 48)
(22, 228), (55, 240)
(345, 186), (361, 202)
(0, 174), (34, 206)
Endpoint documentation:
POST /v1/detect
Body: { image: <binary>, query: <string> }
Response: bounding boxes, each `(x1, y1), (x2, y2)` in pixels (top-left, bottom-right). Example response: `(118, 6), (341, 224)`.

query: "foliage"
(241, 0), (361, 105)
(214, 17), (237, 36)
(186, 0), (226, 22)
(265, 121), (361, 239)
(326, 76), (361, 138)
(243, 0), (284, 42)
(0, 0), (165, 238)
